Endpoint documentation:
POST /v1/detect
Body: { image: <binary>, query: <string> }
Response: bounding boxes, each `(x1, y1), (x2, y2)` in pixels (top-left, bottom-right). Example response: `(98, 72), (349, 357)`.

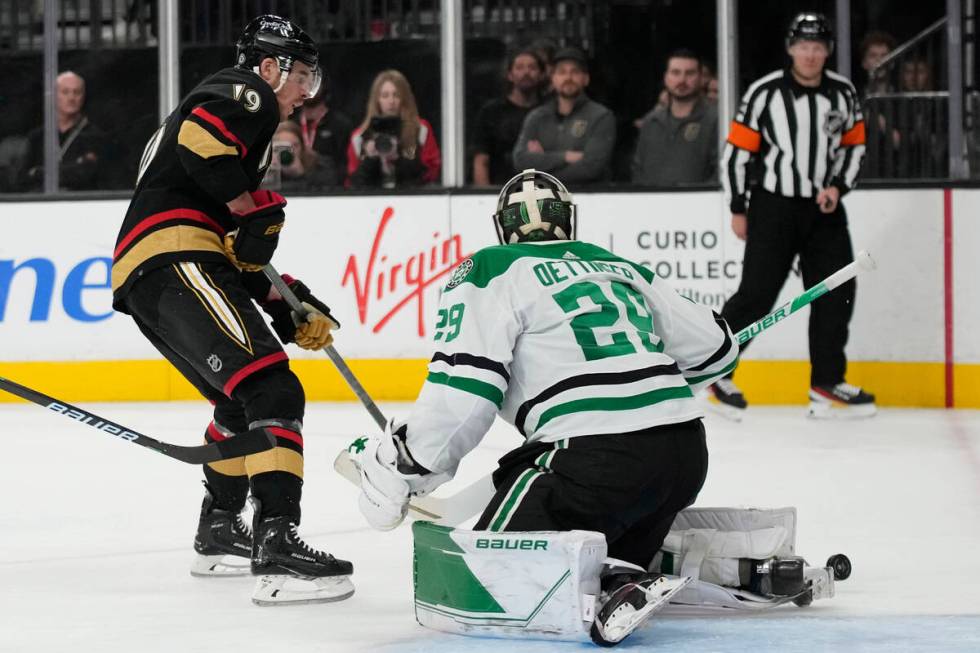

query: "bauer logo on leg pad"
(475, 538), (549, 551)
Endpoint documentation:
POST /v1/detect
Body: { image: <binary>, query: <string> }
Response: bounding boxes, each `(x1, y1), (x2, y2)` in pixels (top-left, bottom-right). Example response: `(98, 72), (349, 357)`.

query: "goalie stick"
(329, 251), (877, 526)
(0, 377), (277, 464)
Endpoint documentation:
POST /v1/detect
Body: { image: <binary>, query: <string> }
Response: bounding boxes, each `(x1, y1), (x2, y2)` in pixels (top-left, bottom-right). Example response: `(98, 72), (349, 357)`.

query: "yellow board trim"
(1, 359), (978, 408)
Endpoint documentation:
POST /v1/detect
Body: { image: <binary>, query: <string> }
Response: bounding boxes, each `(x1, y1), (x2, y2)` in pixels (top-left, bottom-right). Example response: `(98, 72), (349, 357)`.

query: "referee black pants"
(722, 189), (855, 386)
(474, 420), (708, 569)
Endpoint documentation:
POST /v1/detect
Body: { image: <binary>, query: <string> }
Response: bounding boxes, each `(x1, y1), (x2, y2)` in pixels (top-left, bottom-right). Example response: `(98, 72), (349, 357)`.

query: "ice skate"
(808, 382), (876, 419)
(590, 572), (691, 647)
(707, 378), (747, 422)
(250, 510), (354, 606)
(191, 487), (252, 577)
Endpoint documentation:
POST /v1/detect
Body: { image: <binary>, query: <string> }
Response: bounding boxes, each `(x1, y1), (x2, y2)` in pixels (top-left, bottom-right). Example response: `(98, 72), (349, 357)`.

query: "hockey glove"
(358, 420), (450, 531)
(224, 190), (287, 271)
(262, 277), (341, 351)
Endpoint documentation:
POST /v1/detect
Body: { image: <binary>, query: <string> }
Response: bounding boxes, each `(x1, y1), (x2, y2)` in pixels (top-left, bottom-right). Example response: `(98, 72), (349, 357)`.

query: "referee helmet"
(786, 12), (835, 55)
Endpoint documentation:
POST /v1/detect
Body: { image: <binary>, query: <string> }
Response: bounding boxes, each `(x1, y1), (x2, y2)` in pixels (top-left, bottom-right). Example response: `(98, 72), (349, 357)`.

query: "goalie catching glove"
(358, 420), (451, 530)
(224, 190), (287, 271)
(257, 275), (340, 351)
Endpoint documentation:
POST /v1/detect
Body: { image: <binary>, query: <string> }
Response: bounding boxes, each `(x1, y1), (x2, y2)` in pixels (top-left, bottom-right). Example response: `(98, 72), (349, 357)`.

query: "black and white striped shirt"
(721, 68), (865, 213)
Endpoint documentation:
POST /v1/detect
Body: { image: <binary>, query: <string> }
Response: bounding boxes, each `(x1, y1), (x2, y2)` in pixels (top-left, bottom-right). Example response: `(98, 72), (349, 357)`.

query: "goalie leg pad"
(650, 507), (838, 610)
(652, 507), (797, 587)
(412, 521), (606, 642)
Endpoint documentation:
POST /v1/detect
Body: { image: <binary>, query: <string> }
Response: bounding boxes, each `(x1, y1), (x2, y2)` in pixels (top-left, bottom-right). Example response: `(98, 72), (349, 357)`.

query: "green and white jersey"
(406, 240), (737, 476)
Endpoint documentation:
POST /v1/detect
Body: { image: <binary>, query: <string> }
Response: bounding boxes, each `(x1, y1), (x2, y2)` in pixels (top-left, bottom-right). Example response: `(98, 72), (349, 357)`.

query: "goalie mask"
(236, 15), (322, 97)
(493, 169), (577, 244)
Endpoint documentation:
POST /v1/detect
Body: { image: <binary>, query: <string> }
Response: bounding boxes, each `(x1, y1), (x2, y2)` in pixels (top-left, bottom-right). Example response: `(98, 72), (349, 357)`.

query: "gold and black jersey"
(112, 67), (279, 310)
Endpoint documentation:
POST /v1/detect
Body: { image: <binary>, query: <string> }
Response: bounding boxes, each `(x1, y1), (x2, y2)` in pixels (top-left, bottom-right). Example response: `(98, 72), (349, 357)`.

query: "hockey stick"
(734, 250), (876, 344)
(0, 377), (276, 464)
(262, 264), (387, 430)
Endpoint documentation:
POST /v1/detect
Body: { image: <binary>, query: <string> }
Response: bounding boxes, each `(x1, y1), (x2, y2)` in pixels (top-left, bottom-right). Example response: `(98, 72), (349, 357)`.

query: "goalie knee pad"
(412, 521), (606, 642)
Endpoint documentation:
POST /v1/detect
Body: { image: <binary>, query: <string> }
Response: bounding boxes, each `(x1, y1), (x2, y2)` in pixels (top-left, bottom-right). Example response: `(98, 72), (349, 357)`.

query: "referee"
(712, 12), (876, 419)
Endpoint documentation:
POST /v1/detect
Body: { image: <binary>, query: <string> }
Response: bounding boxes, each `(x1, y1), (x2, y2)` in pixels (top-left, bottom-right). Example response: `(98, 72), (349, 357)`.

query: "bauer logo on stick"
(45, 402), (140, 442)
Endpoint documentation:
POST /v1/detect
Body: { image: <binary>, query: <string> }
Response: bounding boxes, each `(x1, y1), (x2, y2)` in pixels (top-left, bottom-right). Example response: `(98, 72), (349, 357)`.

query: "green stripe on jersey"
(449, 241), (655, 292)
(685, 358), (739, 385)
(426, 371), (504, 408)
(533, 385), (695, 432)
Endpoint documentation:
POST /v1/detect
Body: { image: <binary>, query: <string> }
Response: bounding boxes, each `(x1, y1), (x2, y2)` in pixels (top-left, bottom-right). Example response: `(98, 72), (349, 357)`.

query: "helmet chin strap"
(252, 65), (291, 94)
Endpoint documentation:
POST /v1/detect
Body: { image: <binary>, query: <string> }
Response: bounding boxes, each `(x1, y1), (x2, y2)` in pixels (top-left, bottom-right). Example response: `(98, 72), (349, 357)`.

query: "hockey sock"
(203, 420), (249, 510)
(203, 467), (249, 511)
(250, 471), (303, 523)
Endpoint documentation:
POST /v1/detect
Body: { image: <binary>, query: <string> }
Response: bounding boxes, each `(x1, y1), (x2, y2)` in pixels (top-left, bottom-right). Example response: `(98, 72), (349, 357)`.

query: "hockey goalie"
(355, 169), (849, 645)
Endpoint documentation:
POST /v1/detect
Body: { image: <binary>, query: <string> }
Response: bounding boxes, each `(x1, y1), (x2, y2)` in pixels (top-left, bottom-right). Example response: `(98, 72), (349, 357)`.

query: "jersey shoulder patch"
(445, 257), (474, 290)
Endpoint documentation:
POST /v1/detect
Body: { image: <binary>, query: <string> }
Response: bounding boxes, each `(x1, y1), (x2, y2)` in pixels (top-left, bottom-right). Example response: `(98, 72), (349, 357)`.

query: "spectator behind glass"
(264, 121), (338, 192)
(346, 69), (441, 188)
(896, 58), (944, 176)
(291, 80), (352, 188)
(701, 63), (719, 103)
(632, 49), (718, 186)
(472, 48), (545, 186)
(512, 47), (616, 185)
(20, 71), (107, 191)
(899, 58), (933, 92)
(859, 31), (896, 96)
(530, 38), (557, 96)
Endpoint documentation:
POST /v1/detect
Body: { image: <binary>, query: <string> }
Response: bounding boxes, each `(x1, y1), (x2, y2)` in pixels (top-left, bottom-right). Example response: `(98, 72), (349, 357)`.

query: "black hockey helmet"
(493, 169), (576, 244)
(786, 12), (835, 54)
(236, 15), (322, 96)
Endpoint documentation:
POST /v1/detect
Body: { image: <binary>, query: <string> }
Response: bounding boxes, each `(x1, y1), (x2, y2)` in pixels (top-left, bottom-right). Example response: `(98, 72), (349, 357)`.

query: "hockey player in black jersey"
(111, 15), (353, 605)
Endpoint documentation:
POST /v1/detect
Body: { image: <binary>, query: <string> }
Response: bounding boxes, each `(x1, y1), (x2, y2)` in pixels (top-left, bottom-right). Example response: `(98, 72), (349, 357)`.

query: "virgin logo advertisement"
(341, 206), (471, 338)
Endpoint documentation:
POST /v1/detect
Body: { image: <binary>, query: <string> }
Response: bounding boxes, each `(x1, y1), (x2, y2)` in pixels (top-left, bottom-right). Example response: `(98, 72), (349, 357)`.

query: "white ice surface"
(1, 402), (978, 652)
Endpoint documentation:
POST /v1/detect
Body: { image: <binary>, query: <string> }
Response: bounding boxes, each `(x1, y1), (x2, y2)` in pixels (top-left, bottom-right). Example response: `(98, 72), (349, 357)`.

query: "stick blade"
(332, 449), (490, 526)
(855, 249), (876, 271)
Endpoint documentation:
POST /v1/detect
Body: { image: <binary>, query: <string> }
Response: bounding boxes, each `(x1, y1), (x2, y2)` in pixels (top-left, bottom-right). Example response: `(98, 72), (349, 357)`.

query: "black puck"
(827, 554), (852, 580)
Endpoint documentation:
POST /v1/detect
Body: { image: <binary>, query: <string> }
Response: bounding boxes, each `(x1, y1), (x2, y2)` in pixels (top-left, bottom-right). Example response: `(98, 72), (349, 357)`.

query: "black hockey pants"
(475, 419), (708, 569)
(722, 189), (856, 386)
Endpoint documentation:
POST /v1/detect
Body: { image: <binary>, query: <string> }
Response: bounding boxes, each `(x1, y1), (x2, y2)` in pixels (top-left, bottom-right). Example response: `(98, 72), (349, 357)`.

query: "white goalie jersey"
(405, 240), (738, 476)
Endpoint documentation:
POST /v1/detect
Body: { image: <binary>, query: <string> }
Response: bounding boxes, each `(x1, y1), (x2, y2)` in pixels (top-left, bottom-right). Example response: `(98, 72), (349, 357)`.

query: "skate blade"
(190, 553), (251, 577)
(807, 401), (877, 420)
(704, 396), (745, 422)
(593, 576), (691, 645)
(251, 574), (355, 606)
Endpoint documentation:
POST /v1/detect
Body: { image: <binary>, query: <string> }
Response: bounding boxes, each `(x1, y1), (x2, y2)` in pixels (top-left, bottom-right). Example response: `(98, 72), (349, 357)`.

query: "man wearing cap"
(512, 46), (615, 185)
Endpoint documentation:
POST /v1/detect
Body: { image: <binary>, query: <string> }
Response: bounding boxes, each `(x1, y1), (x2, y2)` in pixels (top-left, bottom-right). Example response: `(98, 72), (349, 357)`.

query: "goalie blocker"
(413, 507), (849, 646)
